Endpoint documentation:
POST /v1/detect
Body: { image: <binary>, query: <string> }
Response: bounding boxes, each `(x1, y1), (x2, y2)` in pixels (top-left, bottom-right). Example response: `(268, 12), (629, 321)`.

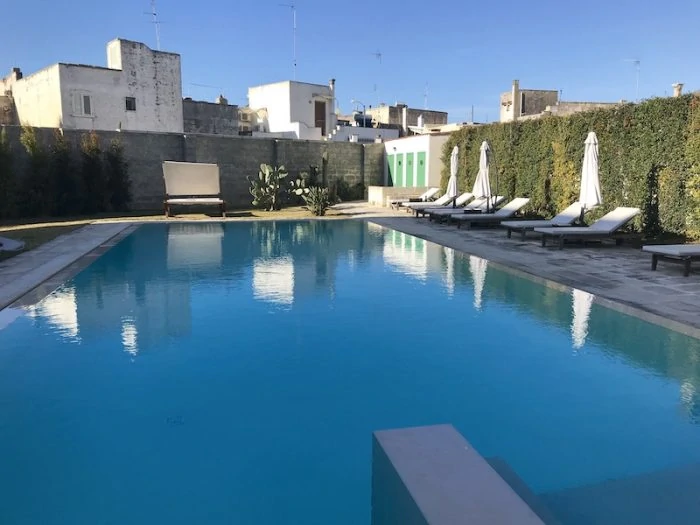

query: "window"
(125, 97), (136, 111)
(239, 112), (249, 121)
(73, 92), (93, 116)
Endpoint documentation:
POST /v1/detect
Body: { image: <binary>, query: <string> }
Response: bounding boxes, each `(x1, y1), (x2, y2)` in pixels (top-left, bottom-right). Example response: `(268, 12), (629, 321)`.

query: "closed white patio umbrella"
(579, 131), (602, 223)
(472, 141), (492, 212)
(447, 146), (459, 208)
(469, 254), (488, 311)
(571, 288), (594, 349)
(443, 246), (455, 296)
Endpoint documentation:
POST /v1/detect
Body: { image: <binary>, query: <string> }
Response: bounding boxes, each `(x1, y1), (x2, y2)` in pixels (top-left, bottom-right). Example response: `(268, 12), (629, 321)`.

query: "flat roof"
(248, 79), (330, 90)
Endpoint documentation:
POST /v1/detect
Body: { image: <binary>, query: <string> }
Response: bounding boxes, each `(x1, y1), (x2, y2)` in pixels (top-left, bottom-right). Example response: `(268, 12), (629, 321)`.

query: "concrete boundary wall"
(1, 126), (385, 209)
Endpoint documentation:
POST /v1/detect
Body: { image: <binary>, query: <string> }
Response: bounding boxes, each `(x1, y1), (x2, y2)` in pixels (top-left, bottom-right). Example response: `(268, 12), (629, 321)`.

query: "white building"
(2, 39), (183, 133)
(367, 133), (450, 206)
(247, 79), (337, 140)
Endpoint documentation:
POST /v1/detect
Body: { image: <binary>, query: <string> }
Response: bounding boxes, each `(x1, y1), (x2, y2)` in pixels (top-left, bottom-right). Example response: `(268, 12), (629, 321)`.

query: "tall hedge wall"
(441, 94), (700, 239)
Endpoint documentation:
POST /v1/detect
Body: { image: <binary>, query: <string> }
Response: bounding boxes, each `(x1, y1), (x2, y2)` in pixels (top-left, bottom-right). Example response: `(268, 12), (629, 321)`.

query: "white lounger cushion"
(452, 198), (530, 221)
(392, 187), (440, 204)
(642, 244), (700, 256)
(165, 198), (224, 205)
(418, 192), (474, 211)
(534, 207), (640, 235)
(404, 193), (454, 209)
(501, 202), (582, 229)
(429, 197), (487, 215)
(441, 196), (506, 216)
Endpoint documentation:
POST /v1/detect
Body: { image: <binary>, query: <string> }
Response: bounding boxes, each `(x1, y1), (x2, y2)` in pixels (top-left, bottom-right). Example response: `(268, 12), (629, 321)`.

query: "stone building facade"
(1, 39), (183, 132)
(366, 104), (448, 136)
(183, 96), (238, 136)
(500, 79), (620, 122)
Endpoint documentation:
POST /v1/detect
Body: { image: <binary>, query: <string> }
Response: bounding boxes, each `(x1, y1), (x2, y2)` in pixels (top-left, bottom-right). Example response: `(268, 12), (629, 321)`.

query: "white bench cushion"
(166, 198), (224, 205)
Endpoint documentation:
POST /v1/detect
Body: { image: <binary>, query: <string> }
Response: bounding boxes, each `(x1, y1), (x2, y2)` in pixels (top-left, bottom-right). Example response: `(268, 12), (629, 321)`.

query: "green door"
(395, 153), (404, 186)
(416, 152), (426, 186)
(405, 153), (414, 187)
(387, 154), (395, 185)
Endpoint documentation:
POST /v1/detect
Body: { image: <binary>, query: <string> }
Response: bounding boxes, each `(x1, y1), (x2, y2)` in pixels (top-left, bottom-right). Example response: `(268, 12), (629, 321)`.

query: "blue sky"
(3, 0), (699, 122)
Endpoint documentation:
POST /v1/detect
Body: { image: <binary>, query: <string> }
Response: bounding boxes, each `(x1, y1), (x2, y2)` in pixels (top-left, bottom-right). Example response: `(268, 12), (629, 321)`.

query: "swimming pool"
(1, 220), (700, 524)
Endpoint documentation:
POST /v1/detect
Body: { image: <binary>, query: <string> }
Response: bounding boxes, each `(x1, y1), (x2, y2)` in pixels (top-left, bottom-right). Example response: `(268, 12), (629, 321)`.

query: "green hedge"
(442, 94), (700, 239)
(0, 127), (131, 219)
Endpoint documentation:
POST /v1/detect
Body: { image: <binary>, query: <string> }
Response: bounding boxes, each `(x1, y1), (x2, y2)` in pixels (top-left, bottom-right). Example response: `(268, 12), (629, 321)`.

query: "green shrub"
(288, 173), (310, 205)
(331, 178), (365, 202)
(104, 139), (131, 211)
(303, 186), (331, 216)
(686, 97), (700, 239)
(19, 126), (51, 217)
(50, 129), (81, 216)
(247, 164), (288, 211)
(0, 127), (15, 218)
(80, 131), (107, 214)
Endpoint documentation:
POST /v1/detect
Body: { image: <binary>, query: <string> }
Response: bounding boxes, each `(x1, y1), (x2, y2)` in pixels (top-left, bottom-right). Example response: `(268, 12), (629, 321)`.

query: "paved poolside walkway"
(370, 213), (700, 335)
(0, 223), (131, 311)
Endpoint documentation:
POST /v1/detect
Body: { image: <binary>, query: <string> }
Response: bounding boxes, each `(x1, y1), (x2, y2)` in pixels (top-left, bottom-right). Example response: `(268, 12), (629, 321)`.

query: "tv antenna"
(424, 82), (428, 109)
(279, 4), (297, 79)
(623, 58), (641, 101)
(371, 51), (382, 105)
(145, 0), (161, 50)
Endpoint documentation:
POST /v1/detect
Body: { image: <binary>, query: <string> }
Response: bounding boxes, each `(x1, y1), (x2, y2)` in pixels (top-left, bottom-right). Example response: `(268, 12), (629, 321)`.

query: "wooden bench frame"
(649, 252), (699, 277)
(540, 231), (641, 249)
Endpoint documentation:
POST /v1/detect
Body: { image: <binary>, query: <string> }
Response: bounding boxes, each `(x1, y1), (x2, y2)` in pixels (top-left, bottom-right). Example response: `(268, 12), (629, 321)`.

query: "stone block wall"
(1, 126), (385, 210)
(183, 99), (239, 136)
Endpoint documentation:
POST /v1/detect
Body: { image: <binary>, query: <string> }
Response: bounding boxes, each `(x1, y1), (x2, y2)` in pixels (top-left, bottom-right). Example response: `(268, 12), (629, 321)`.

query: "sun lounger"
(163, 161), (226, 218)
(429, 196), (506, 220)
(452, 198), (531, 229)
(390, 187), (440, 209)
(414, 192), (474, 217)
(439, 196), (506, 224)
(0, 236), (25, 252)
(427, 196), (489, 221)
(501, 202), (583, 240)
(642, 244), (700, 276)
(534, 207), (641, 249)
(402, 193), (456, 213)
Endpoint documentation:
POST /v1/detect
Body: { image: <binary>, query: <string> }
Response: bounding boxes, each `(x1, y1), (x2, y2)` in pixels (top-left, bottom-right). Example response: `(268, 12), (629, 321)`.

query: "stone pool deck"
(0, 223), (133, 311)
(0, 203), (698, 337)
(370, 213), (700, 336)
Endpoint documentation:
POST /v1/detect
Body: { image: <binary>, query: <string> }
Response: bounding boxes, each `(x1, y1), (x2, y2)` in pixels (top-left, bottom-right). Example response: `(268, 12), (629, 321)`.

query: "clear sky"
(3, 0), (699, 122)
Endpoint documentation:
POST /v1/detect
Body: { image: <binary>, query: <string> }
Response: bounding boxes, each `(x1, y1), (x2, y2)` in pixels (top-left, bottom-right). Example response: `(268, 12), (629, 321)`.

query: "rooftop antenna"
(371, 50), (382, 106)
(623, 58), (641, 101)
(147, 0), (161, 50)
(280, 4), (297, 80)
(424, 83), (428, 109)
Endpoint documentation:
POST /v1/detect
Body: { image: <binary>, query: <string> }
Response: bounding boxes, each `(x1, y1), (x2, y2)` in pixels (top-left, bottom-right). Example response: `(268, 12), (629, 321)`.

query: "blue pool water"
(2, 220), (700, 524)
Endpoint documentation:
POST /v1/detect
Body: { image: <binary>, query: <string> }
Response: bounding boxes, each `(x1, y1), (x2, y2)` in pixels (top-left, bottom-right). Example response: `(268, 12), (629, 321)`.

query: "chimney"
(672, 83), (684, 97)
(511, 79), (521, 121)
(329, 78), (337, 130)
(401, 105), (408, 135)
